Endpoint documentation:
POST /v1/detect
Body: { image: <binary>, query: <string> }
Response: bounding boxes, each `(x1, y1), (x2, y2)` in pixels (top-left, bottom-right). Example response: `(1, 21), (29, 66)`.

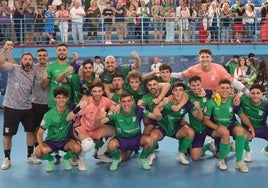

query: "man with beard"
(31, 49), (50, 155)
(67, 81), (117, 171)
(100, 51), (141, 84)
(0, 41), (39, 170)
(42, 43), (71, 108)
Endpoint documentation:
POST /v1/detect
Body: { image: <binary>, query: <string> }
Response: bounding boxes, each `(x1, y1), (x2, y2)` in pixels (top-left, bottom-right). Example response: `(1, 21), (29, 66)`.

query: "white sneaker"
(147, 153), (156, 166)
(27, 154), (41, 164)
(244, 151), (252, 162)
(78, 158), (86, 171)
(235, 161), (249, 173)
(176, 152), (190, 165)
(208, 141), (216, 155)
(261, 148), (268, 156)
(93, 153), (113, 163)
(1, 158), (11, 170)
(217, 159), (227, 170)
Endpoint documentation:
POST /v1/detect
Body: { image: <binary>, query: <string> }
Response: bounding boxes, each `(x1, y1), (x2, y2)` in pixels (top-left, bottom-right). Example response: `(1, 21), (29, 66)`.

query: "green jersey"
(83, 73), (97, 96)
(204, 97), (242, 127)
(141, 93), (157, 112)
(46, 61), (71, 108)
(226, 61), (238, 75)
(108, 106), (149, 138)
(240, 95), (267, 128)
(100, 65), (131, 84)
(66, 73), (82, 104)
(123, 83), (147, 103)
(40, 107), (71, 141)
(157, 101), (195, 136)
(187, 89), (213, 132)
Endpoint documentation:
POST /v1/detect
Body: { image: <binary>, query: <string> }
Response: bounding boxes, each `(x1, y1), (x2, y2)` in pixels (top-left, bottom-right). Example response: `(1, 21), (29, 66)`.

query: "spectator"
(69, 0), (86, 44)
(113, 0), (127, 43)
(126, 3), (137, 43)
(24, 0), (35, 45)
(56, 3), (69, 43)
(12, 0), (25, 45)
(151, 0), (165, 42)
(165, 6), (176, 42)
(34, 6), (45, 45)
(0, 0), (12, 42)
(44, 5), (56, 44)
(220, 2), (231, 43)
(136, 0), (150, 43)
(102, 1), (114, 44)
(86, 0), (101, 40)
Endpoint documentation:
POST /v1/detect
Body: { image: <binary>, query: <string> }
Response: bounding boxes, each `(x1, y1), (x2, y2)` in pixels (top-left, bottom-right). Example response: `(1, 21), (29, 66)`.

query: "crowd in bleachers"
(0, 0), (268, 44)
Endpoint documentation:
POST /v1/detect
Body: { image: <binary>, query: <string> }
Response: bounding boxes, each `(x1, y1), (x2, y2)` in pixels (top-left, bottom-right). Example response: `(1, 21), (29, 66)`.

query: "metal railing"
(0, 16), (267, 45)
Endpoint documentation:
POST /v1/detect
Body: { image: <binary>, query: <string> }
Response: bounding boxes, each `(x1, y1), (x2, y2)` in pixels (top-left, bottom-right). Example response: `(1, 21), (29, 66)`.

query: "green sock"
(41, 154), (54, 161)
(110, 149), (120, 160)
(179, 138), (193, 153)
(219, 143), (230, 160)
(244, 140), (251, 152)
(178, 139), (182, 152)
(201, 143), (210, 153)
(235, 135), (245, 162)
(63, 151), (75, 160)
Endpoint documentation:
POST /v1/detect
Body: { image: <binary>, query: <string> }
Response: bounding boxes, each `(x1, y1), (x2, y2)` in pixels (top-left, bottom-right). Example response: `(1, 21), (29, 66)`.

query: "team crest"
(259, 110), (264, 116)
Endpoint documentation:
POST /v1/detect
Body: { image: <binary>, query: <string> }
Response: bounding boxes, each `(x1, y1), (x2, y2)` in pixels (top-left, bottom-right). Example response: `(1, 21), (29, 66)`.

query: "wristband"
(72, 106), (81, 114)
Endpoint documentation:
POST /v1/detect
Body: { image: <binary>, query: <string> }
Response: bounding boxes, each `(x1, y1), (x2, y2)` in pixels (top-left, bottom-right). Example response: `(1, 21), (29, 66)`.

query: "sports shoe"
(62, 158), (72, 171)
(147, 153), (156, 166)
(176, 152), (190, 165)
(1, 158), (11, 170)
(78, 157), (86, 171)
(138, 158), (151, 170)
(93, 153), (113, 163)
(261, 148), (268, 156)
(46, 158), (56, 173)
(244, 151), (252, 163)
(110, 158), (122, 171)
(27, 154), (41, 164)
(230, 141), (235, 152)
(217, 159), (227, 171)
(208, 141), (216, 155)
(235, 161), (249, 173)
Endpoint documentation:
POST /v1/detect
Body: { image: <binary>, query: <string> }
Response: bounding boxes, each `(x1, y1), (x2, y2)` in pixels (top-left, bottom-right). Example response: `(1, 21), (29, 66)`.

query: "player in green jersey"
(34, 87), (81, 172)
(203, 79), (254, 173)
(240, 83), (268, 162)
(139, 82), (202, 170)
(95, 92), (161, 171)
(187, 76), (217, 160)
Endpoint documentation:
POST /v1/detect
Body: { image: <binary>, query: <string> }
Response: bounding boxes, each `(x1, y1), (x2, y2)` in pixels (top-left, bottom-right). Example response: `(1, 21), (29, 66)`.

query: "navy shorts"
(116, 135), (142, 153)
(45, 139), (72, 152)
(191, 127), (214, 148)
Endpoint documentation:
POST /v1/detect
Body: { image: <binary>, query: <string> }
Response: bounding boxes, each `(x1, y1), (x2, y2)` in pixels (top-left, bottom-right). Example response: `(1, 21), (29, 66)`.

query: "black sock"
(4, 149), (11, 160)
(27, 146), (34, 158)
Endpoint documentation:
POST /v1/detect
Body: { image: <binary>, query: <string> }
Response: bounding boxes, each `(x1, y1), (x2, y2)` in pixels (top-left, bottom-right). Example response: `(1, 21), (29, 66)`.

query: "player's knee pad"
(81, 138), (94, 152)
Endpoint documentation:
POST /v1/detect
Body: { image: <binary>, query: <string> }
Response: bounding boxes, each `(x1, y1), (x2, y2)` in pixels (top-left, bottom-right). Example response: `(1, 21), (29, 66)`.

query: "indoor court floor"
(0, 112), (268, 188)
